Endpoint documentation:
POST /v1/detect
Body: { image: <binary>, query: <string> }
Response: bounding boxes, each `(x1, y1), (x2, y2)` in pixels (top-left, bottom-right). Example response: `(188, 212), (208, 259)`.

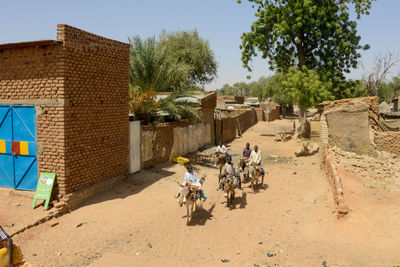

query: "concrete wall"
(129, 121), (141, 173)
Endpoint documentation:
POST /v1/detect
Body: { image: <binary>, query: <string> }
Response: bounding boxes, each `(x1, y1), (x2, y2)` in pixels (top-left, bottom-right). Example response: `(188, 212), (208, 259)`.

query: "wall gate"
(0, 105), (38, 190)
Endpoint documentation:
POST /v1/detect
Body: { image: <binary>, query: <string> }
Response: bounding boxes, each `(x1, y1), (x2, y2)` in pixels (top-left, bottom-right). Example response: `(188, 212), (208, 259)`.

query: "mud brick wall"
(375, 132), (400, 156)
(322, 145), (349, 217)
(254, 108), (265, 122)
(141, 120), (212, 168)
(270, 107), (281, 121)
(0, 43), (67, 195)
(323, 96), (379, 131)
(215, 109), (254, 144)
(237, 109), (253, 131)
(200, 92), (217, 144)
(141, 125), (175, 168)
(57, 25), (130, 194)
(321, 96), (379, 156)
(221, 117), (237, 143)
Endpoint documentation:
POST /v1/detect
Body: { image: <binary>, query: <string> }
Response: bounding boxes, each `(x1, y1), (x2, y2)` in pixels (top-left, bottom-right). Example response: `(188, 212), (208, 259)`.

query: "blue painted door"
(0, 105), (37, 190)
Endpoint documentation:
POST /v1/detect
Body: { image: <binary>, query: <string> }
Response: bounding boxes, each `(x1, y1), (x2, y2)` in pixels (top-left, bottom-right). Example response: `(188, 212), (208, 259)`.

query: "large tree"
(159, 30), (218, 87)
(238, 0), (373, 98)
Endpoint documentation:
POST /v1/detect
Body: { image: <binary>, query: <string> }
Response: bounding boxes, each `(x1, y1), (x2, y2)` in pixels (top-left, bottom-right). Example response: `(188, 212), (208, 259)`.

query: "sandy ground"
(11, 119), (400, 267)
(0, 188), (49, 236)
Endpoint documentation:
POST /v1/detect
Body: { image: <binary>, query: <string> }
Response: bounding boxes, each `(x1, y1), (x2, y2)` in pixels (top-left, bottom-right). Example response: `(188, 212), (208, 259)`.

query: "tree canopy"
(159, 30), (218, 87)
(283, 67), (334, 111)
(238, 0), (373, 85)
(129, 36), (189, 92)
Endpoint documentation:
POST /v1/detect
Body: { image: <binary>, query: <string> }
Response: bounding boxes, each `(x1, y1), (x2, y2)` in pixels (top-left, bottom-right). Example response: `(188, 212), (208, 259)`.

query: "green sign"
(32, 173), (56, 210)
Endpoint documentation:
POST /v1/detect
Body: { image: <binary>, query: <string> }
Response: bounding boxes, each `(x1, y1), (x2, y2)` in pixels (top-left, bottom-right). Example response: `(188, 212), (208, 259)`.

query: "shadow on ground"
(79, 162), (177, 209)
(187, 203), (216, 226)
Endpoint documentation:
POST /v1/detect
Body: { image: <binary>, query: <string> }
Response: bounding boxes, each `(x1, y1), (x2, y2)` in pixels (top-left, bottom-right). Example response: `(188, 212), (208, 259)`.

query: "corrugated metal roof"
(0, 40), (61, 50)
(156, 94), (201, 104)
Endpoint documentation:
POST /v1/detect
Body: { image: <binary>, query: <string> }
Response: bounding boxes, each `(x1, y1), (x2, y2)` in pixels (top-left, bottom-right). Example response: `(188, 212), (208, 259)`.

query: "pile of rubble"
(187, 151), (212, 165)
(274, 131), (293, 142)
(295, 142), (319, 157)
(332, 146), (400, 192)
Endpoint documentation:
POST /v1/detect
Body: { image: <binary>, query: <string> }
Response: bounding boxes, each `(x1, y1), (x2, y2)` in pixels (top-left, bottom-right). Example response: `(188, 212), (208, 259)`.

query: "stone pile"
(332, 146), (400, 192)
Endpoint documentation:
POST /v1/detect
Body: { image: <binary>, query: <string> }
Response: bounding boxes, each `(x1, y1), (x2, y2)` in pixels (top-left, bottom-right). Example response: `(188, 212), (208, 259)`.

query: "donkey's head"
(238, 158), (247, 171)
(223, 178), (234, 193)
(180, 182), (192, 200)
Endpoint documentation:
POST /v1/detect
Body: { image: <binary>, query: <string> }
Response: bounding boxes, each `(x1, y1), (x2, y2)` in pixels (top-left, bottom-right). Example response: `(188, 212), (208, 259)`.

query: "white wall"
(129, 121), (141, 173)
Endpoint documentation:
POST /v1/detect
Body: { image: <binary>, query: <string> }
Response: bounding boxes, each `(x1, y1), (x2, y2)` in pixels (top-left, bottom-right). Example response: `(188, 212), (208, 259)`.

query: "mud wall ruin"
(320, 96), (400, 209)
(321, 97), (378, 156)
(375, 132), (400, 156)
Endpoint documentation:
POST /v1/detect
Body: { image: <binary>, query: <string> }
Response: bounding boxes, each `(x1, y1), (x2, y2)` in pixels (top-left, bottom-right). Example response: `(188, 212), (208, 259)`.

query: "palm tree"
(129, 36), (202, 124)
(129, 36), (189, 92)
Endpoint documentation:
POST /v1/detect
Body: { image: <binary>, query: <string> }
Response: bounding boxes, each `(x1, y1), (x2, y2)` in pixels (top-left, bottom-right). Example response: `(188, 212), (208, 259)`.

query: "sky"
(1, 0), (400, 90)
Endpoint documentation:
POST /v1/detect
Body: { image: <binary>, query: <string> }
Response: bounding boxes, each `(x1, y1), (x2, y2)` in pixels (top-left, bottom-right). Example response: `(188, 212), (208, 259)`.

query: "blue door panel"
(12, 106), (36, 142)
(0, 106), (12, 141)
(14, 156), (37, 190)
(0, 105), (37, 191)
(0, 154), (14, 188)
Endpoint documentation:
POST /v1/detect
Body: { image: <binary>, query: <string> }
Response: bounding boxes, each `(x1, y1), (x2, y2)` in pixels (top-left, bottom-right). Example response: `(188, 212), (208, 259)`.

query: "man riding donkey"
(215, 140), (227, 157)
(238, 142), (252, 181)
(248, 145), (265, 183)
(175, 164), (207, 206)
(218, 155), (241, 195)
(213, 141), (229, 174)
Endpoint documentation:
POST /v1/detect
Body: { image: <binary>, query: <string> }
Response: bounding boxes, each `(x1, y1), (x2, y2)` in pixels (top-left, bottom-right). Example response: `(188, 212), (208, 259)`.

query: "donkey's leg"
(186, 204), (190, 225)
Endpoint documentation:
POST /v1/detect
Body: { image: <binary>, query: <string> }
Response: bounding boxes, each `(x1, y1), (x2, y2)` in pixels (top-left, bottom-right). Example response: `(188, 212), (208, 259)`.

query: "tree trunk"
(297, 105), (310, 139)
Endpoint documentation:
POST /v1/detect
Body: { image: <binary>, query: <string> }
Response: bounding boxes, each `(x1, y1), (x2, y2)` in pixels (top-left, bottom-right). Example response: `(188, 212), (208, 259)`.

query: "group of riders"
(175, 142), (265, 204)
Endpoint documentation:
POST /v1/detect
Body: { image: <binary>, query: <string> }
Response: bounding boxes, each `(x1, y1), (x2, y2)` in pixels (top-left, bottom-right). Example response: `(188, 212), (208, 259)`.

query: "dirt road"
(14, 120), (400, 266)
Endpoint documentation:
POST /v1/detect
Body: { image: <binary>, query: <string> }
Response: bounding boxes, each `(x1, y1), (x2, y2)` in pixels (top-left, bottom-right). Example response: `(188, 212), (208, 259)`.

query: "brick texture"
(322, 145), (349, 217)
(0, 24), (130, 198)
(0, 41), (67, 195)
(215, 109), (255, 144)
(374, 132), (400, 156)
(57, 24), (130, 194)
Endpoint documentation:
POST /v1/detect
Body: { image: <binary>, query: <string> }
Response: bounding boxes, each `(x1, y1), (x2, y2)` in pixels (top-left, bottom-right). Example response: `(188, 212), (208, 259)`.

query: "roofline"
(0, 40), (61, 50)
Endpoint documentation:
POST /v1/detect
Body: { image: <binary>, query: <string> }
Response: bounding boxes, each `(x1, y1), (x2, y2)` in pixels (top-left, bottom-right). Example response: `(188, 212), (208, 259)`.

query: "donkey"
(212, 153), (227, 175)
(238, 158), (249, 182)
(178, 175), (206, 225)
(248, 164), (264, 192)
(220, 175), (237, 207)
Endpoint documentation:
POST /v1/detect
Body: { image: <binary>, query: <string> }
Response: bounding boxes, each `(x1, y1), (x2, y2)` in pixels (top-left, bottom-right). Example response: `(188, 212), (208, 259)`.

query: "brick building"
(0, 25), (130, 203)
